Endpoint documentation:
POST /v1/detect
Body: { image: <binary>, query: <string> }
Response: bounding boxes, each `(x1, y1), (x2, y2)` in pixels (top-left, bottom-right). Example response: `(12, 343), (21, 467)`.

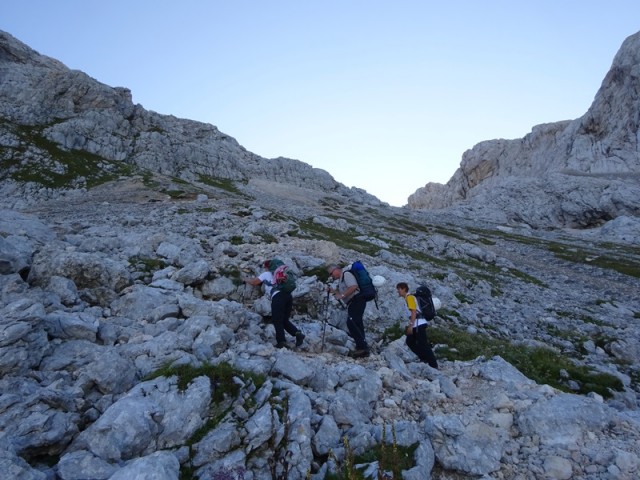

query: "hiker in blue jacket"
(246, 260), (304, 349)
(327, 264), (370, 358)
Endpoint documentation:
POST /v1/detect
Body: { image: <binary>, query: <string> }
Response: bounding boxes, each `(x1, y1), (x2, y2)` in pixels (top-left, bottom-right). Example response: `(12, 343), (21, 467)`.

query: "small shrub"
(259, 233), (278, 244)
(129, 255), (166, 273)
(454, 292), (471, 304)
(219, 267), (244, 286)
(198, 174), (244, 195)
(164, 189), (190, 199)
(295, 220), (379, 257)
(382, 322), (405, 343)
(303, 265), (332, 283)
(327, 425), (417, 480)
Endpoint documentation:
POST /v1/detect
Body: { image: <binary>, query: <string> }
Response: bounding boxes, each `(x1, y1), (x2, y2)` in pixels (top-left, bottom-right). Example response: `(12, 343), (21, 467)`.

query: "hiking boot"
(276, 342), (288, 349)
(295, 332), (305, 347)
(349, 348), (370, 358)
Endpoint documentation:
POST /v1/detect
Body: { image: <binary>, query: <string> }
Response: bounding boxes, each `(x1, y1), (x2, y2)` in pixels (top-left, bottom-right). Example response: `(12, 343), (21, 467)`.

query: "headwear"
(372, 275), (386, 287)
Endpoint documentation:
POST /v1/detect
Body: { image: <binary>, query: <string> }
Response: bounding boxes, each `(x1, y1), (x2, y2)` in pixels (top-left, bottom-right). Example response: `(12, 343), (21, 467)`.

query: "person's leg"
(347, 296), (368, 351)
(280, 293), (297, 335)
(406, 332), (419, 356)
(415, 324), (438, 369)
(271, 293), (287, 345)
(280, 293), (304, 346)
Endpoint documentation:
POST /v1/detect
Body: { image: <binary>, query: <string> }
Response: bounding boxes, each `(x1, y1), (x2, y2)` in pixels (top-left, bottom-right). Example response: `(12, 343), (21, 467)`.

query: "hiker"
(245, 260), (305, 349)
(396, 282), (438, 369)
(327, 264), (370, 358)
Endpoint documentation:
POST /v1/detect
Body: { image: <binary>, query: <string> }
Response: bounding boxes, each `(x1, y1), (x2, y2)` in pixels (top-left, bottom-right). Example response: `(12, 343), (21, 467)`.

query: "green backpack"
(268, 259), (297, 294)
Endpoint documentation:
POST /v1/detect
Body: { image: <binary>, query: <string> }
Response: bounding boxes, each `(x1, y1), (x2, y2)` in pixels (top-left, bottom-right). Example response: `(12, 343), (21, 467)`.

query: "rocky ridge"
(0, 30), (380, 210)
(408, 31), (640, 234)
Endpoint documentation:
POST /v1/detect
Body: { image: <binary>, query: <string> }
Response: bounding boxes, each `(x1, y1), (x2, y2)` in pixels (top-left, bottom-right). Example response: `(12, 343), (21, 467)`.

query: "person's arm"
(334, 284), (357, 301)
(406, 295), (417, 333)
(332, 271), (358, 300)
(245, 277), (262, 287)
(408, 306), (417, 328)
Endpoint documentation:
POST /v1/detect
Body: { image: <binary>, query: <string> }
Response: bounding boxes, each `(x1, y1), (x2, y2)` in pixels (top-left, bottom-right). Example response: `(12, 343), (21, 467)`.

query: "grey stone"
(0, 28), (639, 480)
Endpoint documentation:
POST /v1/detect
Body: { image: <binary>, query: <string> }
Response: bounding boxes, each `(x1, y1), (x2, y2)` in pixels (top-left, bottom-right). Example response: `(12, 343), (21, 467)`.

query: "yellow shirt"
(406, 294), (418, 311)
(406, 294), (428, 328)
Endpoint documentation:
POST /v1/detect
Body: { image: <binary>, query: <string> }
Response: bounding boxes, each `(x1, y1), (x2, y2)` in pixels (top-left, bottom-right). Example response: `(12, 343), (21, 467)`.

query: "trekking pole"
(321, 287), (330, 352)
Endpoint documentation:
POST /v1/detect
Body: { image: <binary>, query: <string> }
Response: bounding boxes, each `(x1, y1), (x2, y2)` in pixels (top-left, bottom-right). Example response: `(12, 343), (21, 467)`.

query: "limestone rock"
(409, 31), (640, 234)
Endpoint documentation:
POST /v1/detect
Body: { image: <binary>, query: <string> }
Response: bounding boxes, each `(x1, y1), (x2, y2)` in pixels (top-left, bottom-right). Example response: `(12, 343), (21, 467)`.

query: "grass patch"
(295, 219), (380, 256)
(129, 255), (166, 273)
(145, 361), (266, 480)
(258, 233), (278, 244)
(505, 267), (547, 287)
(219, 266), (244, 286)
(454, 292), (471, 304)
(197, 174), (245, 195)
(163, 189), (190, 199)
(6, 124), (137, 189)
(382, 322), (405, 343)
(548, 242), (640, 279)
(303, 265), (332, 283)
(554, 310), (608, 326)
(429, 325), (624, 398)
(141, 170), (160, 189)
(145, 362), (265, 397)
(327, 425), (417, 480)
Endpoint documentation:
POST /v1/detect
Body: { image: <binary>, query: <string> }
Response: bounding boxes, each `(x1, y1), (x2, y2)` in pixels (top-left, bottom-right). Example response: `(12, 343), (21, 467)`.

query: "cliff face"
(408, 31), (640, 229)
(0, 30), (381, 207)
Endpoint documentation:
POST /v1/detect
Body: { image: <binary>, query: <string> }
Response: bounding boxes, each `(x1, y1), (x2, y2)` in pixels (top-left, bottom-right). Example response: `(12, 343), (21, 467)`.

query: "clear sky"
(3, 1), (639, 206)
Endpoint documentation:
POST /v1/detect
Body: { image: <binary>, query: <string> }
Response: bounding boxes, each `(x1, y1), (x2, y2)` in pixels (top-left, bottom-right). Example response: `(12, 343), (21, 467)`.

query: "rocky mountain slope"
(2, 176), (640, 480)
(0, 30), (379, 210)
(408, 31), (640, 234)
(1, 30), (640, 480)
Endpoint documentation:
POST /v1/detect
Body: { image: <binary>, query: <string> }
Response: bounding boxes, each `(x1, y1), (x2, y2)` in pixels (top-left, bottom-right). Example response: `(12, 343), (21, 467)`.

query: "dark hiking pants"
(271, 291), (298, 344)
(406, 323), (438, 369)
(347, 294), (368, 351)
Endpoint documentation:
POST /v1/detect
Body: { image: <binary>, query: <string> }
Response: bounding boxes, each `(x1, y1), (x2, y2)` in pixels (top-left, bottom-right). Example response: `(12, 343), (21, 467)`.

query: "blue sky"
(3, 1), (639, 206)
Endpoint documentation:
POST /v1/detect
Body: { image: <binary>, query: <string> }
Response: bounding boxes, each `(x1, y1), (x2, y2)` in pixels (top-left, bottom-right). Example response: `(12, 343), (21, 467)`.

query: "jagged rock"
(43, 311), (98, 341)
(0, 30), (381, 208)
(28, 249), (132, 304)
(0, 298), (49, 375)
(424, 414), (507, 475)
(0, 376), (81, 457)
(0, 447), (47, 480)
(409, 32), (640, 236)
(56, 450), (117, 480)
(46, 276), (80, 306)
(67, 376), (210, 462)
(108, 451), (180, 480)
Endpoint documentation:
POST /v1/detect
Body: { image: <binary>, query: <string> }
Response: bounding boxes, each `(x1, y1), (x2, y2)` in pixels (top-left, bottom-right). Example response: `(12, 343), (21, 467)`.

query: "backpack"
(268, 259), (296, 294)
(343, 260), (377, 302)
(414, 285), (436, 320)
